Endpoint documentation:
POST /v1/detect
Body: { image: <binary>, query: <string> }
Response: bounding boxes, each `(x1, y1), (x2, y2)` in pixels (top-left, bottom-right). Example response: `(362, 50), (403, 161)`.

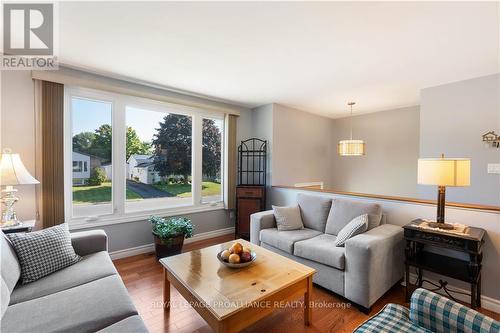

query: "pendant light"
(338, 102), (365, 156)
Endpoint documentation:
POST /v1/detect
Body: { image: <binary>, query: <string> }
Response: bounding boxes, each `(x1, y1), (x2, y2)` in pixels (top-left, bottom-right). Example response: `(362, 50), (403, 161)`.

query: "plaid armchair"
(354, 288), (500, 333)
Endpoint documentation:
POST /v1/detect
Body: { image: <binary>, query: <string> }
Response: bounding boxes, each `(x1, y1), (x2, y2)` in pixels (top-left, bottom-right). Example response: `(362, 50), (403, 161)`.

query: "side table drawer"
(237, 187), (264, 198)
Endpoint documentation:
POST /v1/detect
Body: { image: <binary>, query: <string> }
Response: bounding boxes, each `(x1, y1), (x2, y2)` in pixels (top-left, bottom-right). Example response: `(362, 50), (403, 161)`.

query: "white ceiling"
(58, 1), (499, 118)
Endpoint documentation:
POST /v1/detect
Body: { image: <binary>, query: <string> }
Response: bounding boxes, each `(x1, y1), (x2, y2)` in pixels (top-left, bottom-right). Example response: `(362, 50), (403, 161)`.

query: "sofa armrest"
(71, 230), (108, 256)
(250, 210), (276, 245)
(410, 288), (500, 332)
(344, 224), (404, 308)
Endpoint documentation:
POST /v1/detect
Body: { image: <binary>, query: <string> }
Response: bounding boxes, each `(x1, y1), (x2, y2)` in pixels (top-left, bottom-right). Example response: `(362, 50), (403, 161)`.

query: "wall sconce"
(482, 131), (500, 148)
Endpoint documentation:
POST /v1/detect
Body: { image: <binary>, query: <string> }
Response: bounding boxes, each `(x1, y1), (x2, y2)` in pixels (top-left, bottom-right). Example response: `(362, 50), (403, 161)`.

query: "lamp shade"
(0, 152), (39, 186)
(418, 157), (470, 187)
(338, 140), (365, 156)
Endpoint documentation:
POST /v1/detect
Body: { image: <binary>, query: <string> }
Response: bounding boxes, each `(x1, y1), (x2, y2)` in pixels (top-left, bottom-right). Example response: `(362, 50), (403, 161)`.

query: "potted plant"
(150, 216), (194, 260)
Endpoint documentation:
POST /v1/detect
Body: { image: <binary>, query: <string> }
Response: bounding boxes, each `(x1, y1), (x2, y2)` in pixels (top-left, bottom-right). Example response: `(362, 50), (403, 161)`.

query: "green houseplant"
(150, 216), (193, 259)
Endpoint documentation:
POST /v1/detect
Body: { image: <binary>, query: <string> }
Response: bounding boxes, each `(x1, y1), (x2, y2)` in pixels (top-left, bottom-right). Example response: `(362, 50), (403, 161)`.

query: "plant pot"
(153, 233), (185, 260)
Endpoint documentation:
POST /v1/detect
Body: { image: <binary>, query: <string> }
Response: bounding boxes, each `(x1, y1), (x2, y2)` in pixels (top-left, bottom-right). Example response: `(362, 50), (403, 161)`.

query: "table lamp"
(0, 149), (40, 227)
(417, 154), (470, 229)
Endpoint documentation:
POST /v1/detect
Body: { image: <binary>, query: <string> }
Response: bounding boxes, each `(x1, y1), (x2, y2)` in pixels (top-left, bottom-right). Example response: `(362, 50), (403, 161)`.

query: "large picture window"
(64, 87), (225, 226)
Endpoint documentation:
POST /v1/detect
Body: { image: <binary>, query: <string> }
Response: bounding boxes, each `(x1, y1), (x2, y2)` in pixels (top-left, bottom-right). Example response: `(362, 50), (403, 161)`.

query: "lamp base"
(1, 186), (20, 227)
(427, 221), (455, 230)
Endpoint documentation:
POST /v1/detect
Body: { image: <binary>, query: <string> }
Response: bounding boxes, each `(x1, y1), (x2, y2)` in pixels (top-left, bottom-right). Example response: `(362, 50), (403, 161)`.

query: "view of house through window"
(125, 106), (193, 212)
(202, 118), (223, 203)
(71, 97), (113, 217)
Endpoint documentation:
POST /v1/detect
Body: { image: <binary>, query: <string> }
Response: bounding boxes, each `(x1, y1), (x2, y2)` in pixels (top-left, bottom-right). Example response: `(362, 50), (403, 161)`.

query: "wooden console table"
(403, 219), (485, 309)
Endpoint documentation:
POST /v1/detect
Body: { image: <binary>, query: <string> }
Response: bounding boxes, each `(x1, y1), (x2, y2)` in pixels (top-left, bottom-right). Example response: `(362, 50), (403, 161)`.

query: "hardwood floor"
(113, 235), (500, 333)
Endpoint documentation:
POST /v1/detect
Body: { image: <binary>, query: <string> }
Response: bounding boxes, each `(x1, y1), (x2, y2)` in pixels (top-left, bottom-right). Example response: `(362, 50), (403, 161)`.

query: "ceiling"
(58, 2), (499, 118)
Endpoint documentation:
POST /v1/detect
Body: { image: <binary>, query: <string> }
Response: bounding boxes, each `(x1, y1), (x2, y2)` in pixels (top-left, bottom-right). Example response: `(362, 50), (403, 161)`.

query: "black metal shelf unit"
(237, 138), (267, 186)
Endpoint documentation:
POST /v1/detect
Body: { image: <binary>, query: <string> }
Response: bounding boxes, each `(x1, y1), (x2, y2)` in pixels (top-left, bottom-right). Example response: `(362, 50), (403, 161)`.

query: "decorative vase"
(153, 233), (185, 260)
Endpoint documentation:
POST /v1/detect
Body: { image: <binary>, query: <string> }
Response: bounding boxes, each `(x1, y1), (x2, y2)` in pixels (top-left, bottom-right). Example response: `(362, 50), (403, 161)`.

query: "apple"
(228, 253), (241, 264)
(242, 246), (251, 254)
(221, 250), (231, 261)
(240, 251), (252, 263)
(231, 242), (243, 255)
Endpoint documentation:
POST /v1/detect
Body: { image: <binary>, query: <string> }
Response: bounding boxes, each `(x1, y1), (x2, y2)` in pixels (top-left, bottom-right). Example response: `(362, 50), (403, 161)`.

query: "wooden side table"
(1, 220), (36, 234)
(403, 219), (485, 309)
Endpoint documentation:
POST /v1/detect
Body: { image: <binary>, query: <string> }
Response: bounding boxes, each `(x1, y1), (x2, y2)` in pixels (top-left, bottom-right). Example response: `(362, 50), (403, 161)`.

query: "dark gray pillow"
(325, 198), (382, 236)
(6, 224), (81, 284)
(296, 193), (333, 232)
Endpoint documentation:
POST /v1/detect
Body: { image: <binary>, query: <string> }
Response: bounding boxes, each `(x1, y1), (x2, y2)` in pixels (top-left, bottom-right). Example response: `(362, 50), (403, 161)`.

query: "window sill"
(68, 203), (225, 230)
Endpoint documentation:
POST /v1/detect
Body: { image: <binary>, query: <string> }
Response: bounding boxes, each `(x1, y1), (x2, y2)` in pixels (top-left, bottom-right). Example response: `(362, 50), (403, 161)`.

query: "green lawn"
(73, 181), (220, 204)
(73, 182), (142, 204)
(153, 181), (220, 198)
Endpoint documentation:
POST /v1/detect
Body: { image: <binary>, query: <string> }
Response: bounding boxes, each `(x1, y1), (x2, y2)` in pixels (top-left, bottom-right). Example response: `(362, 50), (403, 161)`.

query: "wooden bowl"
(217, 251), (257, 268)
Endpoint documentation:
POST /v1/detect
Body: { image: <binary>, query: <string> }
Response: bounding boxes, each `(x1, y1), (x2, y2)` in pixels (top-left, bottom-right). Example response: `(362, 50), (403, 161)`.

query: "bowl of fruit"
(217, 242), (256, 268)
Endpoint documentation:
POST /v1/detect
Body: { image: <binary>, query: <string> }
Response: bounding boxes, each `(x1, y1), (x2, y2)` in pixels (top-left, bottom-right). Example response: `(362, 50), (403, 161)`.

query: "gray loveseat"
(1, 229), (148, 333)
(250, 193), (404, 312)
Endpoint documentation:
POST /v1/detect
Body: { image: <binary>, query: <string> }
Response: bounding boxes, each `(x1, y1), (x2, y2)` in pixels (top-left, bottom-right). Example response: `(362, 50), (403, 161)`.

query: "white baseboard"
(109, 227), (235, 260)
(404, 273), (500, 314)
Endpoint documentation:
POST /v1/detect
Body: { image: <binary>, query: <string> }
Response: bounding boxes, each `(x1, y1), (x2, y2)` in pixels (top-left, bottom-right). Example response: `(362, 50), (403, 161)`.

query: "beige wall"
(331, 106), (420, 197)
(272, 104), (335, 187)
(420, 74), (500, 206)
(1, 71), (37, 222)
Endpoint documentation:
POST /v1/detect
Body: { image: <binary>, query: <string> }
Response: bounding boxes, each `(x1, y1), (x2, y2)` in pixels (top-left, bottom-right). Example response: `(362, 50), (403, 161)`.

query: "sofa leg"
(357, 305), (371, 314)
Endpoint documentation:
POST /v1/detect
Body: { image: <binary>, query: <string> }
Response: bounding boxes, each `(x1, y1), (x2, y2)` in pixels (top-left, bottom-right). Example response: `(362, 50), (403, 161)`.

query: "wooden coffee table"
(160, 239), (316, 333)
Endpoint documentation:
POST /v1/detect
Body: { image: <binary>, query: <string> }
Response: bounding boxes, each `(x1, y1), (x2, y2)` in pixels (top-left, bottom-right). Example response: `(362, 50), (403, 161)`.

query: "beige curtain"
(226, 115), (238, 210)
(40, 81), (65, 228)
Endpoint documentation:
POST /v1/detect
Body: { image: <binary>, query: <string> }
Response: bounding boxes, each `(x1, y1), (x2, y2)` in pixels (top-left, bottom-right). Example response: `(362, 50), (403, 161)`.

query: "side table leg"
(471, 282), (477, 309)
(476, 274), (482, 308)
(163, 268), (170, 311)
(405, 264), (410, 302)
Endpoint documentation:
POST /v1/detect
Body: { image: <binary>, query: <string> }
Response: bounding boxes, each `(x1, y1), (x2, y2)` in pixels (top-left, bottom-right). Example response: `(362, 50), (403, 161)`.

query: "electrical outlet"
(487, 164), (500, 174)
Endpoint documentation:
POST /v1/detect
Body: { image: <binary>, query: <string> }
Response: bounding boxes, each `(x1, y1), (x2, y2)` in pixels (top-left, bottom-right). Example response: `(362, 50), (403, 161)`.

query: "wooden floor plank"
(114, 234), (499, 332)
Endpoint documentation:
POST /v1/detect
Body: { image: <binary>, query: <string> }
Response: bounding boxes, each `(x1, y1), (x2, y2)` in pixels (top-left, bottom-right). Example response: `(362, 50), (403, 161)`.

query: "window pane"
(125, 107), (192, 212)
(71, 97), (112, 217)
(202, 118), (223, 203)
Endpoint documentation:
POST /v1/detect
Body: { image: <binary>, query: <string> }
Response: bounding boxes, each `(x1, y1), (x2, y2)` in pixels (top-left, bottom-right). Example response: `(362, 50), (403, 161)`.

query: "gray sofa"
(250, 193), (404, 312)
(1, 229), (149, 333)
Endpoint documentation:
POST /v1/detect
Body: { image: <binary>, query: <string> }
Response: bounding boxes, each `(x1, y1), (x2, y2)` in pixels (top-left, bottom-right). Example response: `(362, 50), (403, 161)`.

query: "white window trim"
(64, 86), (226, 228)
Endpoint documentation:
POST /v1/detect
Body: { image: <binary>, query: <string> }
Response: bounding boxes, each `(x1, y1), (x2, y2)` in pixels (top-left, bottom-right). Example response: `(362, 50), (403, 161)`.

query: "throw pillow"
(7, 224), (81, 284)
(272, 205), (304, 231)
(334, 214), (369, 247)
(325, 198), (382, 235)
(296, 193), (332, 232)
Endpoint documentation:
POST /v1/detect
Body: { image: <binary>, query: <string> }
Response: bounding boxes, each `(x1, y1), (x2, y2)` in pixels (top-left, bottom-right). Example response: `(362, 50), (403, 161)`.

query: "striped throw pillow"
(334, 214), (369, 247)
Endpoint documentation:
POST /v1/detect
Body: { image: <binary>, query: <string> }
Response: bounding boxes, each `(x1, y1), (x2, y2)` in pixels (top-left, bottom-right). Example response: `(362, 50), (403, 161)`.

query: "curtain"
(40, 81), (65, 228)
(225, 114), (238, 210)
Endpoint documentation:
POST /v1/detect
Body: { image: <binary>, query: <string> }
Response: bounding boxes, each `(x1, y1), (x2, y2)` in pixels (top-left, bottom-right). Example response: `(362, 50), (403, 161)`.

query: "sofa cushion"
(0, 233), (21, 294)
(7, 224), (81, 284)
(10, 251), (117, 305)
(334, 214), (369, 247)
(1, 275), (138, 333)
(96, 315), (149, 333)
(272, 205), (304, 231)
(1, 278), (9, 318)
(294, 234), (346, 270)
(297, 193), (332, 232)
(260, 228), (322, 254)
(325, 198), (382, 236)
